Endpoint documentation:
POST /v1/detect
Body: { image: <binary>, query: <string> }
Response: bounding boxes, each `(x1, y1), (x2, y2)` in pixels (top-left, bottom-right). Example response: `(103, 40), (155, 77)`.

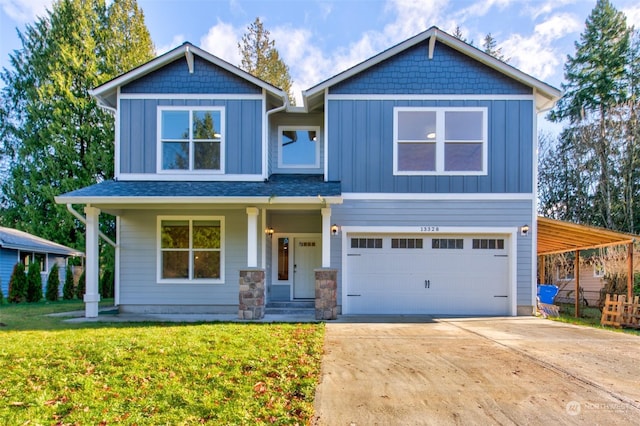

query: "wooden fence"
(600, 294), (640, 328)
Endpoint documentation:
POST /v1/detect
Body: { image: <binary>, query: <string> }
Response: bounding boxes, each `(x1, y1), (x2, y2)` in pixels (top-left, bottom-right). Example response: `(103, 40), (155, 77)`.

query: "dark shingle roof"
(0, 227), (83, 256)
(58, 175), (341, 200)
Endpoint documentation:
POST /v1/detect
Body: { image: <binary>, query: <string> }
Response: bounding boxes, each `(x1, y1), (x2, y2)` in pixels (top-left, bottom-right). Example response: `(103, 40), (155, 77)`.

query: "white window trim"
(156, 215), (225, 284)
(393, 107), (488, 176)
(19, 250), (48, 273)
(277, 125), (321, 169)
(156, 106), (226, 174)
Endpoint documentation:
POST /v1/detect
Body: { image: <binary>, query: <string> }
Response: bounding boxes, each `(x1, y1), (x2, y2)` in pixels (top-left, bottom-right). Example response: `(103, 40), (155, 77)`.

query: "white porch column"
(246, 207), (259, 268)
(321, 207), (332, 268)
(84, 206), (101, 318)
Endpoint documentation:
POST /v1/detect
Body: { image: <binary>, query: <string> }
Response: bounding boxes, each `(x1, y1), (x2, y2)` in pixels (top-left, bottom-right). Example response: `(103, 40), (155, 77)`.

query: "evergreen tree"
(482, 33), (507, 61)
(8, 263), (27, 303)
(76, 269), (86, 299)
(238, 17), (294, 103)
(0, 0), (154, 251)
(63, 265), (75, 300)
(26, 260), (43, 303)
(548, 0), (630, 230)
(46, 263), (60, 301)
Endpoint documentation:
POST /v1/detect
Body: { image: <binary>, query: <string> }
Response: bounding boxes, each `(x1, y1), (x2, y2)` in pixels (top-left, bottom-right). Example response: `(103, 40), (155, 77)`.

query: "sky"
(1, 0), (640, 109)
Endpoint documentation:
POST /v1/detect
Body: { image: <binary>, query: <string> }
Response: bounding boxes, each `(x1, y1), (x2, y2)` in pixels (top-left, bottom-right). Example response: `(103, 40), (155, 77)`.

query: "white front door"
(293, 237), (321, 299)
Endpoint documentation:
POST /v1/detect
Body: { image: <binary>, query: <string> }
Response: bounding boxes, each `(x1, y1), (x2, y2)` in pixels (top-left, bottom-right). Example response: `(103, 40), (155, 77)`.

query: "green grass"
(551, 304), (640, 336)
(0, 302), (325, 424)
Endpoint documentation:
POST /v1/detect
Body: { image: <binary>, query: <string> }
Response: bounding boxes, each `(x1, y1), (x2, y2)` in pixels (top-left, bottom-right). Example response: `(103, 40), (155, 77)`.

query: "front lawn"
(0, 302), (325, 424)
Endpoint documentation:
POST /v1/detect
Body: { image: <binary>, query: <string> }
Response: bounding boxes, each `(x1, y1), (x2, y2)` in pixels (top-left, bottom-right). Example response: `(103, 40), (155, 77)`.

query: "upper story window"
(278, 126), (320, 168)
(158, 107), (225, 172)
(393, 107), (487, 175)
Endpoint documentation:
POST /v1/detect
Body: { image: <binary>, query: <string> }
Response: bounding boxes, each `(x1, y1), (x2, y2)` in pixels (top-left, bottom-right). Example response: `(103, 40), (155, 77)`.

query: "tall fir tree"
(548, 0), (631, 230)
(0, 0), (154, 251)
(238, 17), (294, 104)
(482, 33), (507, 61)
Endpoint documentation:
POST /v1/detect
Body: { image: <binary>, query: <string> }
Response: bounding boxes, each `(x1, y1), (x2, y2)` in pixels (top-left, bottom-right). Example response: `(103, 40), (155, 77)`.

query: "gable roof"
(0, 226), (84, 257)
(303, 26), (561, 112)
(90, 42), (287, 109)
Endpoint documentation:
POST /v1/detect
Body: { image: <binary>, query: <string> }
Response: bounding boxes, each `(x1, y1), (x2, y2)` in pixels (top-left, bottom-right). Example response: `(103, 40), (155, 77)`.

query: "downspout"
(263, 96), (288, 179)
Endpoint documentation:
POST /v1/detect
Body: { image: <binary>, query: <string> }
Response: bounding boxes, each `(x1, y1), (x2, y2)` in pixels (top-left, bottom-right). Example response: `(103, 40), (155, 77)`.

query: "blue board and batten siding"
(326, 40), (534, 194)
(118, 55), (264, 176)
(328, 99), (533, 193)
(119, 98), (263, 175)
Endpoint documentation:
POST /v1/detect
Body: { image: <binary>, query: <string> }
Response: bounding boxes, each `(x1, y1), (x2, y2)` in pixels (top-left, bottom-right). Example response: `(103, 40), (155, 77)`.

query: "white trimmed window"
(278, 126), (320, 168)
(157, 216), (224, 283)
(158, 107), (225, 172)
(393, 107), (487, 175)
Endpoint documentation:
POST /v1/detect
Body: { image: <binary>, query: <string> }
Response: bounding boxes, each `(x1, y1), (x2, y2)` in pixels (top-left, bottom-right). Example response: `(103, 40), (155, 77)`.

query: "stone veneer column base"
(239, 269), (265, 320)
(315, 269), (338, 320)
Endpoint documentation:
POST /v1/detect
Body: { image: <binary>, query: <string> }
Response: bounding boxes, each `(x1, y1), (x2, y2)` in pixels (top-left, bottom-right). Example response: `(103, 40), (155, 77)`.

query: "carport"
(537, 216), (637, 316)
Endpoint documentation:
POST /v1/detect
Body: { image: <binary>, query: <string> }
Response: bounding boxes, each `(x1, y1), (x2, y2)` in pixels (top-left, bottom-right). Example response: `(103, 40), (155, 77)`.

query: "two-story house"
(56, 27), (560, 318)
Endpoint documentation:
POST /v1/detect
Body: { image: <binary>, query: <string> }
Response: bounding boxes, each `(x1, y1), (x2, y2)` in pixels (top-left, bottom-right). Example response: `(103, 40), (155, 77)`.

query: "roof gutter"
(66, 204), (118, 248)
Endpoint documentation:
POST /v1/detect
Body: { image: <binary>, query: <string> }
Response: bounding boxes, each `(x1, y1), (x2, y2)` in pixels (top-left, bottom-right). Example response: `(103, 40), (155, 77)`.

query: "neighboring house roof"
(90, 42), (287, 109)
(537, 217), (637, 255)
(0, 226), (84, 257)
(55, 175), (342, 205)
(303, 26), (561, 112)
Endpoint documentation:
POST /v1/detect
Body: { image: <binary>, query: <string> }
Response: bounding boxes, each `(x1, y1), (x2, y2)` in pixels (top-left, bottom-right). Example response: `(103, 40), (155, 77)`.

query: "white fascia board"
(118, 93), (264, 100)
(55, 195), (343, 205)
(116, 173), (264, 181)
(342, 192), (534, 201)
(303, 26), (560, 107)
(326, 94), (535, 101)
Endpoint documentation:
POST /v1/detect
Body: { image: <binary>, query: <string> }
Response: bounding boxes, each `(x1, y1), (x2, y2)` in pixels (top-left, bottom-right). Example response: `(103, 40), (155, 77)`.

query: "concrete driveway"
(313, 317), (640, 425)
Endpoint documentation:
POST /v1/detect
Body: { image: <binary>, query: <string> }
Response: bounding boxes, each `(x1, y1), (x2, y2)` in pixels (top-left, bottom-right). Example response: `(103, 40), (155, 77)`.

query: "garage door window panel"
(351, 238), (383, 249)
(394, 107), (487, 175)
(432, 238), (464, 249)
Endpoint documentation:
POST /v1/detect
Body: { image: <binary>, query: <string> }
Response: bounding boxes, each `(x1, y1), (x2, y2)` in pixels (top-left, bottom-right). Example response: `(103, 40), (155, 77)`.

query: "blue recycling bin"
(537, 284), (559, 304)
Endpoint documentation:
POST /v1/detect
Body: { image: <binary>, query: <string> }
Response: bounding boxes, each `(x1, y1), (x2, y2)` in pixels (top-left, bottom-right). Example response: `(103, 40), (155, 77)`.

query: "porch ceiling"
(537, 216), (637, 255)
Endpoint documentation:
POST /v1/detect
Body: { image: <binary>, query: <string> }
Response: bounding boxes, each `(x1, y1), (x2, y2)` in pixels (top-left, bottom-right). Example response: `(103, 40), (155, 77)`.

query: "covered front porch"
(55, 176), (342, 319)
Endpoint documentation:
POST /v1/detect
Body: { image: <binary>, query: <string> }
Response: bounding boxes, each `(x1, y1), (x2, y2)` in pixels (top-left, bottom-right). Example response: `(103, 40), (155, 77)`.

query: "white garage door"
(345, 234), (510, 315)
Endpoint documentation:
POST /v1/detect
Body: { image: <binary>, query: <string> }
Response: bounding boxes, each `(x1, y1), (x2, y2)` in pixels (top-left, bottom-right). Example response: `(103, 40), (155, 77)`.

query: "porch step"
(265, 300), (315, 315)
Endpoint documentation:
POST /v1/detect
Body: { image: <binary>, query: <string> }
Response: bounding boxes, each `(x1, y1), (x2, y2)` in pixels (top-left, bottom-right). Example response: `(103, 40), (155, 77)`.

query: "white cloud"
(523, 0), (577, 20)
(155, 34), (186, 56)
(200, 21), (242, 66)
(500, 13), (580, 80)
(0, 0), (51, 23)
(456, 0), (513, 21)
(622, 4), (640, 29)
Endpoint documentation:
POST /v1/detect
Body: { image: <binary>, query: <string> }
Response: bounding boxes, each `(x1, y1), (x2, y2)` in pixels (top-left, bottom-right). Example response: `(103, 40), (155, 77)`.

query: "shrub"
(26, 260), (43, 303)
(100, 268), (114, 298)
(63, 266), (75, 300)
(8, 263), (27, 303)
(46, 264), (60, 301)
(76, 270), (86, 299)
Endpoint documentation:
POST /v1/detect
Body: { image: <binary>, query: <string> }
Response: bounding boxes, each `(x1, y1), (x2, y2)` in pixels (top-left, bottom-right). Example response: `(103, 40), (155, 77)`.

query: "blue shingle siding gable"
(121, 56), (261, 94)
(330, 41), (531, 95)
